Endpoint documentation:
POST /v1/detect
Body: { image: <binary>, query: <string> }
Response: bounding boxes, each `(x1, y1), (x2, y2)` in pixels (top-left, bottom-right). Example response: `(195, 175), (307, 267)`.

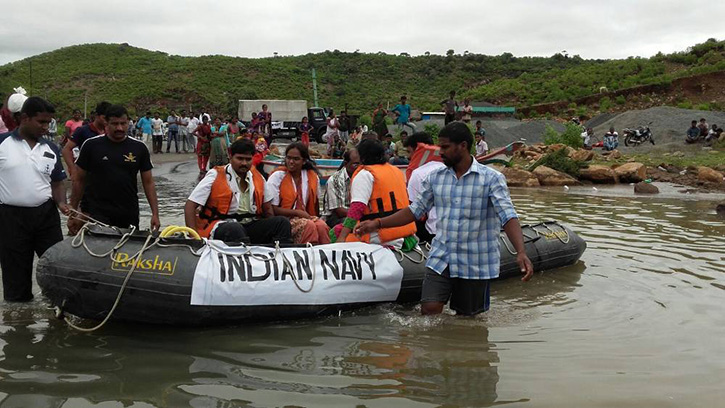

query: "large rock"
(614, 162), (646, 183)
(569, 149), (595, 162)
(532, 166), (580, 186)
(579, 165), (618, 184)
(502, 167), (540, 187)
(697, 167), (724, 183)
(548, 144), (576, 156)
(634, 182), (659, 194)
(604, 150), (622, 160)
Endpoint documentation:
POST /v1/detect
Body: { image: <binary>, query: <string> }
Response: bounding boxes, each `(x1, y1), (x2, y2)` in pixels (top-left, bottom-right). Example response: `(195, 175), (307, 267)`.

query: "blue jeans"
(166, 130), (179, 152)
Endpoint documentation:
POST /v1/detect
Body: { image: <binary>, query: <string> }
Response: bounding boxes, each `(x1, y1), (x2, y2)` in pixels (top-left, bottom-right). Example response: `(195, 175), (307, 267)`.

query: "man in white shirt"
(151, 113), (164, 154)
(0, 97), (70, 301)
(178, 110), (191, 153)
(475, 133), (488, 156)
(404, 131), (445, 243)
(186, 112), (199, 153)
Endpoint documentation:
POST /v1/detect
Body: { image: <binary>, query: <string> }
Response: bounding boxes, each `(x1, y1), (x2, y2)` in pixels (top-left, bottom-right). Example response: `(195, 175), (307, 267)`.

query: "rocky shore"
(499, 144), (725, 194)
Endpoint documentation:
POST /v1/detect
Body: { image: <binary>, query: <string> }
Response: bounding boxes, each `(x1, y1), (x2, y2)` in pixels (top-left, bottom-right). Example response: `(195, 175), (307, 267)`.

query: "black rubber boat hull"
(37, 222), (585, 326)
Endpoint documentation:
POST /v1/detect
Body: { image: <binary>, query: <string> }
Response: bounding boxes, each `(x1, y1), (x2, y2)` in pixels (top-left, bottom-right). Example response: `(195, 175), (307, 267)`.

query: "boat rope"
(500, 235), (518, 255)
(531, 222), (570, 244)
(393, 245), (427, 264)
(56, 232), (156, 332)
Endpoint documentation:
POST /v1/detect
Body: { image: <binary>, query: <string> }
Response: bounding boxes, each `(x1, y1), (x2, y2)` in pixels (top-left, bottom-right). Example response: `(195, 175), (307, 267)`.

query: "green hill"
(0, 39), (723, 119)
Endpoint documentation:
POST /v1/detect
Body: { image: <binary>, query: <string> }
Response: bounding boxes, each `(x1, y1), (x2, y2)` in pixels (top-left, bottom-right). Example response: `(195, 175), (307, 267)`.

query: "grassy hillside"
(0, 39), (722, 119)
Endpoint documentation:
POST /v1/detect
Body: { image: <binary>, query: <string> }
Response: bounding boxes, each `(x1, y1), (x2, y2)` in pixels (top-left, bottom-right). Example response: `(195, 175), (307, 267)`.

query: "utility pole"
(29, 60), (33, 95)
(311, 68), (319, 107)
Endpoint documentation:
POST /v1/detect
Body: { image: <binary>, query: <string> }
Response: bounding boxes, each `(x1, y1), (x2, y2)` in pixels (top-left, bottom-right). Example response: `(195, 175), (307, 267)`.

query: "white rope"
(58, 232), (156, 332)
(393, 245), (427, 264)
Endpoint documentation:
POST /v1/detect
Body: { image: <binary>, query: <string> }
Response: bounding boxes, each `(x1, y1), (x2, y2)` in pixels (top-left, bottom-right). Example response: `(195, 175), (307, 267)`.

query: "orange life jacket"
(196, 166), (266, 238)
(274, 167), (320, 217)
(406, 143), (442, 180)
(346, 163), (416, 243)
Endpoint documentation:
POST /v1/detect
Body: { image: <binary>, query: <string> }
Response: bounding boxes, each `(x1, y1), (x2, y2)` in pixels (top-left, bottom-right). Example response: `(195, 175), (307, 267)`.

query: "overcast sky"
(2, 0), (723, 65)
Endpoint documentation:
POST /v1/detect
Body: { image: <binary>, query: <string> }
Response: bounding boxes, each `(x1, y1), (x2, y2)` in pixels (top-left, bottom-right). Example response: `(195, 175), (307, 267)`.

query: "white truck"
(238, 100), (316, 140)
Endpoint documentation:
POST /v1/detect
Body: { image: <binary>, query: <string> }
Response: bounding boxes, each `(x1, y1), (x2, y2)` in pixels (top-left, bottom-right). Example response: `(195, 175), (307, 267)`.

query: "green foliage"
(529, 148), (582, 177)
(359, 114), (372, 128)
(1, 39), (723, 120)
(599, 96), (612, 111)
(696, 103), (711, 111)
(424, 123), (441, 143)
(615, 95), (626, 105)
(543, 123), (584, 148)
(677, 100), (693, 109)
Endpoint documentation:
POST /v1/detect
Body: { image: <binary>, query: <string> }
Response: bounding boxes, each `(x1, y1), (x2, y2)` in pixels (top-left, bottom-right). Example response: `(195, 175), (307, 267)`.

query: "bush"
(615, 95), (626, 105)
(543, 123), (584, 148)
(599, 96), (612, 111)
(529, 148), (582, 177)
(696, 103), (711, 111)
(424, 123), (440, 143)
(359, 114), (372, 128)
(677, 100), (693, 109)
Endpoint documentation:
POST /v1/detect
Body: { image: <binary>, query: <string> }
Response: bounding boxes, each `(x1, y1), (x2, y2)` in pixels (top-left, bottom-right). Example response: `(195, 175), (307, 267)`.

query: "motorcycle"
(623, 122), (654, 146)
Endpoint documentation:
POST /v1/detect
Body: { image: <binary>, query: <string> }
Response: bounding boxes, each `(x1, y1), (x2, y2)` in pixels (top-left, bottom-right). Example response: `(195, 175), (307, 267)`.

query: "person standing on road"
(61, 101), (110, 179)
(441, 91), (458, 125)
(68, 105), (159, 233)
(194, 116), (212, 173)
(338, 110), (350, 143)
(0, 97), (70, 302)
(259, 104), (272, 145)
(151, 113), (164, 154)
(136, 111), (153, 151)
(178, 110), (190, 152)
(166, 110), (180, 153)
(355, 122), (534, 316)
(185, 111), (199, 153)
(63, 109), (83, 145)
(391, 95), (416, 133)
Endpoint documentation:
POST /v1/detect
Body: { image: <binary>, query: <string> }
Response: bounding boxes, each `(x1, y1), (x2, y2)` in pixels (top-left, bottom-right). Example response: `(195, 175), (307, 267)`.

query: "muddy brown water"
(1, 160), (723, 407)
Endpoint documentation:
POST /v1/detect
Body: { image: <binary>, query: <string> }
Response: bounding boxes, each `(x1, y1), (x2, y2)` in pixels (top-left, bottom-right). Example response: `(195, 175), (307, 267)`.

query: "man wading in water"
(355, 121), (534, 316)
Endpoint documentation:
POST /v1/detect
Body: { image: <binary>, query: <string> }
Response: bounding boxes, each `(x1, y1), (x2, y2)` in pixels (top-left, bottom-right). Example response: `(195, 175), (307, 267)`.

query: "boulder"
(502, 167), (540, 187)
(605, 150), (622, 160)
(579, 165), (618, 184)
(569, 149), (595, 162)
(697, 167), (724, 183)
(634, 182), (659, 194)
(548, 144), (575, 156)
(717, 203), (725, 217)
(614, 162), (646, 183)
(532, 166), (580, 186)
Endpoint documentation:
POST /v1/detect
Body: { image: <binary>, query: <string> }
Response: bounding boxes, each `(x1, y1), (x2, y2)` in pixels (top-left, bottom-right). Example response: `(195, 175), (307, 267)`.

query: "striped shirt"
(409, 158), (518, 280)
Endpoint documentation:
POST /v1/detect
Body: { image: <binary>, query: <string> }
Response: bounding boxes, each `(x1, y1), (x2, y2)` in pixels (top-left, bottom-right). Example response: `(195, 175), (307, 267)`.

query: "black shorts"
(421, 268), (490, 316)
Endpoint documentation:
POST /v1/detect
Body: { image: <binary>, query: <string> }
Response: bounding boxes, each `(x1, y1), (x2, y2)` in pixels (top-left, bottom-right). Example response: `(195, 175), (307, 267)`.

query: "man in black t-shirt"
(68, 105), (160, 233)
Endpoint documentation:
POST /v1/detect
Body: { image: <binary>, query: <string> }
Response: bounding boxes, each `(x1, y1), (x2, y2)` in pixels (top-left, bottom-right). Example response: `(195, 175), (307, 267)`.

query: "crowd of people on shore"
(0, 86), (532, 317)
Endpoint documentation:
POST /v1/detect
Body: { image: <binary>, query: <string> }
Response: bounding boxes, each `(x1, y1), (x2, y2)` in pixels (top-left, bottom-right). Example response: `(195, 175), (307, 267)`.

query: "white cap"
(7, 86), (28, 113)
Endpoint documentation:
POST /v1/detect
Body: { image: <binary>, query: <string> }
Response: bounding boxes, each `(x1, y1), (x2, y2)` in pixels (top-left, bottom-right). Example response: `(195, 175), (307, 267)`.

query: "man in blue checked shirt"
(355, 121), (533, 316)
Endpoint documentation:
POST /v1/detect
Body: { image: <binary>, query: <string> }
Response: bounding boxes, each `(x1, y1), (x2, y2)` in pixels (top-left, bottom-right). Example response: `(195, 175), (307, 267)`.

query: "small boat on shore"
(37, 221), (585, 326)
(262, 141), (526, 183)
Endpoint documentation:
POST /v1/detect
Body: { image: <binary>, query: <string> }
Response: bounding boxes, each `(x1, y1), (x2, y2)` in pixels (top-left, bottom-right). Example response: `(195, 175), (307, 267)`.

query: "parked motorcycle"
(623, 122), (654, 146)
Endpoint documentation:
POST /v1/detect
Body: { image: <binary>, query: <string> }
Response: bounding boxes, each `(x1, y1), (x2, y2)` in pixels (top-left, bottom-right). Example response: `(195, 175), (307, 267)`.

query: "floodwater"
(1, 160), (724, 408)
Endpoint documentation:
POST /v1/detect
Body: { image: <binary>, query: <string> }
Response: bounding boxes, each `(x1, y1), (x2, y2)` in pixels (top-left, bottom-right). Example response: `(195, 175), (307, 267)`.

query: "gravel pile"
(589, 106), (725, 146)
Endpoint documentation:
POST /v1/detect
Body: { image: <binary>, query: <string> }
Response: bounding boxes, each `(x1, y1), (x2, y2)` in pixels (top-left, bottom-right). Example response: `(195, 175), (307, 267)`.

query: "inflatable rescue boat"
(37, 221), (585, 326)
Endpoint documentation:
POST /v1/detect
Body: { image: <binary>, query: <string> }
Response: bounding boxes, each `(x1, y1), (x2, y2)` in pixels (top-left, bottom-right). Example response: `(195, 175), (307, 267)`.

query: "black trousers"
(0, 200), (63, 301)
(213, 216), (292, 245)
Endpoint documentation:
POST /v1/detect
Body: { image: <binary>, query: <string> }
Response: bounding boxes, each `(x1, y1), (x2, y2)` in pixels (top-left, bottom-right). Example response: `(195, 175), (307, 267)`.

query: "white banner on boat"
(191, 241), (404, 306)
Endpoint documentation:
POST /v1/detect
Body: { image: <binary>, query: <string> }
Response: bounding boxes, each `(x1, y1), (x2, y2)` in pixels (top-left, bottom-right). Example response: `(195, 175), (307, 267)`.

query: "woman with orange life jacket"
(265, 142), (331, 244)
(184, 139), (292, 244)
(335, 138), (417, 248)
